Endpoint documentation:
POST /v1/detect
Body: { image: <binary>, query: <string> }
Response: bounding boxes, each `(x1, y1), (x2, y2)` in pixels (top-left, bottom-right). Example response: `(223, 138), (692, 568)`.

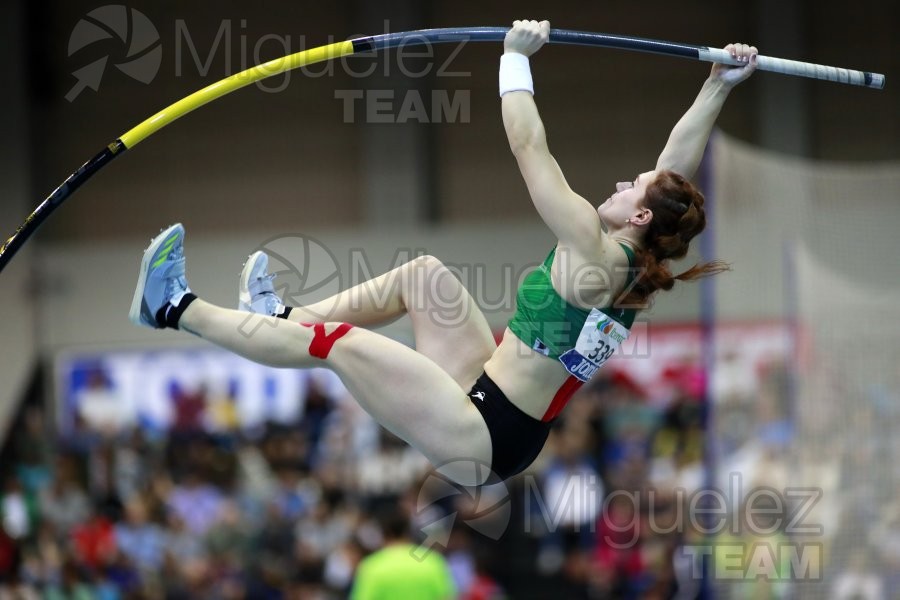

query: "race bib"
(558, 309), (630, 382)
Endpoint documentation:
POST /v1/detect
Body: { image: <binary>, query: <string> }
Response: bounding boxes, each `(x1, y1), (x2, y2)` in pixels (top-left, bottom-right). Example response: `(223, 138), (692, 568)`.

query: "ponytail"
(619, 170), (730, 308)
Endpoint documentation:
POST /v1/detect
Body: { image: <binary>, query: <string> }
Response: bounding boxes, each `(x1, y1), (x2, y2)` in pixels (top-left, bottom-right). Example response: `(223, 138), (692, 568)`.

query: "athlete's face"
(597, 170), (657, 231)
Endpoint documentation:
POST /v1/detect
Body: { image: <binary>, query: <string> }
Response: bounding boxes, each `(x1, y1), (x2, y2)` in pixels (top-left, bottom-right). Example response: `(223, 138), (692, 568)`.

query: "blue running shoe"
(129, 223), (191, 328)
(238, 250), (284, 316)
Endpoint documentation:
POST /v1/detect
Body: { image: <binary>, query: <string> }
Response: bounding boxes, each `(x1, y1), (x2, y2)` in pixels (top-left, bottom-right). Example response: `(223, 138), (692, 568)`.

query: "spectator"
(536, 427), (602, 577)
(205, 499), (253, 568)
(1, 477), (30, 541)
(42, 560), (95, 600)
(166, 470), (224, 536)
(350, 508), (455, 600)
(593, 493), (644, 597)
(69, 506), (116, 573)
(114, 496), (166, 574)
(38, 463), (91, 534)
(830, 549), (884, 600)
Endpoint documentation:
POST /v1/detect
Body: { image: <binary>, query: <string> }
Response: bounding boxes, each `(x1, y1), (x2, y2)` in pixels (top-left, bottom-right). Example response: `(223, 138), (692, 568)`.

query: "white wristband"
(499, 52), (534, 97)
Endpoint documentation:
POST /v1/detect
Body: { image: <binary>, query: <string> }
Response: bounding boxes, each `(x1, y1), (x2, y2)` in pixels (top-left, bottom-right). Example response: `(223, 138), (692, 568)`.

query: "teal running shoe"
(238, 250), (284, 316)
(129, 223), (191, 328)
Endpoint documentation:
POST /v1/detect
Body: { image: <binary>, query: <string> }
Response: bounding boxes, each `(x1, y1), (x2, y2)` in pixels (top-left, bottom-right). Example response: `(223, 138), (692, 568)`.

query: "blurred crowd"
(1, 354), (898, 599)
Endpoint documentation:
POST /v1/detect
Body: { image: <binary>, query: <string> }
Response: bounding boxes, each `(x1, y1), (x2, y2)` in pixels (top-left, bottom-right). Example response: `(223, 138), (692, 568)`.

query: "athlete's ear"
(631, 209), (653, 227)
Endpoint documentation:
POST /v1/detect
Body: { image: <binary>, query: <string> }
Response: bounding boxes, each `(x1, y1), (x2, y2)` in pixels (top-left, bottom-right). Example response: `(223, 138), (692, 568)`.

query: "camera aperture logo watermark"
(411, 459), (510, 561)
(238, 234), (343, 338)
(67, 5), (161, 101)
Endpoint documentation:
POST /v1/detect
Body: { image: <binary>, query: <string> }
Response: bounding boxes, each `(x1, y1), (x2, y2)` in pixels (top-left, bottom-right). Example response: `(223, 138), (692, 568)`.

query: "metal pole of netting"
(782, 239), (800, 450)
(782, 239), (802, 589)
(698, 137), (718, 599)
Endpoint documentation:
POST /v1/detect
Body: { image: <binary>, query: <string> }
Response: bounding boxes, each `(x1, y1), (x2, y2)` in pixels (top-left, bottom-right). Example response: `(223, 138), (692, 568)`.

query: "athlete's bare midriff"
(482, 329), (573, 420)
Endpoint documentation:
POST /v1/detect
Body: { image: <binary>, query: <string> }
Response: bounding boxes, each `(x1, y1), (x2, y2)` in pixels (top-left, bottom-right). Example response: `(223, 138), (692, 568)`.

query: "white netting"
(707, 132), (900, 598)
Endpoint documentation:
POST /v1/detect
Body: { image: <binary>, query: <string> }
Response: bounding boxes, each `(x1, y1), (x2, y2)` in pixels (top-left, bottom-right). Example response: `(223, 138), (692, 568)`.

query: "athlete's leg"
(132, 227), (492, 485)
(179, 301), (493, 485)
(245, 253), (497, 388)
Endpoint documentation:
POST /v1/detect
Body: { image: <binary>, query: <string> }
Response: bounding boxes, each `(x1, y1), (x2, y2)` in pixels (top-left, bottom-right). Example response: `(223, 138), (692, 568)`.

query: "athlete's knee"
(409, 254), (445, 274)
(413, 255), (465, 290)
(299, 321), (355, 360)
(405, 255), (452, 296)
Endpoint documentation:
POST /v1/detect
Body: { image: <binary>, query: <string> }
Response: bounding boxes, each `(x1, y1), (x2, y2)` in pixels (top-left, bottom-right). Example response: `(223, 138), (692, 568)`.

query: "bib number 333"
(558, 309), (630, 382)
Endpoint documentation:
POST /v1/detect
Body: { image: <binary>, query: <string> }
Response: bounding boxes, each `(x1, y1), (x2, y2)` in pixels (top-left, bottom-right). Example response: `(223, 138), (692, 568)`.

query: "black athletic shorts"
(468, 372), (552, 482)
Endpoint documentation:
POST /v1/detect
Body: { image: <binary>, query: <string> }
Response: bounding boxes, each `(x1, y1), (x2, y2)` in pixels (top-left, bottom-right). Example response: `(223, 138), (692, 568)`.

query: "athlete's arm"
(502, 20), (602, 248)
(656, 43), (758, 179)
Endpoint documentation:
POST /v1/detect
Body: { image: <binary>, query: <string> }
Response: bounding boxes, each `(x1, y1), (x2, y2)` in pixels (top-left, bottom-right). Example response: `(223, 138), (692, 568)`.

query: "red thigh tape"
(300, 323), (353, 359)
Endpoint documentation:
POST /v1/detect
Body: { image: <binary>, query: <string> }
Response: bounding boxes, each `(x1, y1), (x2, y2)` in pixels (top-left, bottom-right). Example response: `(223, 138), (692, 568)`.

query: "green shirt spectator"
(351, 543), (455, 600)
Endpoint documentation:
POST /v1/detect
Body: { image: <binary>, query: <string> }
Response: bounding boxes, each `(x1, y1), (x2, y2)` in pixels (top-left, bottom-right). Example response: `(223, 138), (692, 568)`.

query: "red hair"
(620, 170), (729, 308)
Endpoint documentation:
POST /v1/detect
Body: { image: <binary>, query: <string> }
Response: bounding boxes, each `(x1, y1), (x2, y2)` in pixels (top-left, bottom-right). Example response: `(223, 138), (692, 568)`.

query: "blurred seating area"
(1, 351), (895, 599)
